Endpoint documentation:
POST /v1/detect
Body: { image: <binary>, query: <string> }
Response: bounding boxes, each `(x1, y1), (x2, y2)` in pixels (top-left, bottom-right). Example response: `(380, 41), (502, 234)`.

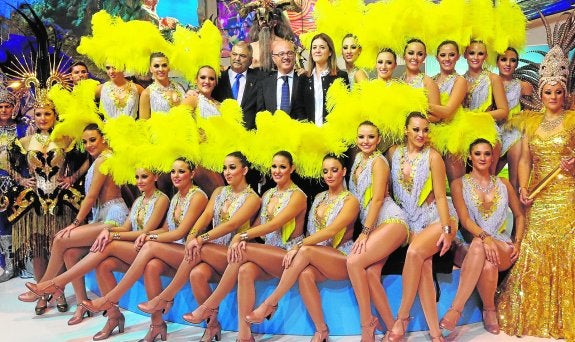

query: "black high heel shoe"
(34, 294), (52, 315)
(55, 293), (68, 313)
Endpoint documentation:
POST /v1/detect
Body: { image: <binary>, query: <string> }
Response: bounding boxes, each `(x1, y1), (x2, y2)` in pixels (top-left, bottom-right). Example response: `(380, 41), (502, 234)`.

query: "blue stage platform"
(86, 269), (482, 335)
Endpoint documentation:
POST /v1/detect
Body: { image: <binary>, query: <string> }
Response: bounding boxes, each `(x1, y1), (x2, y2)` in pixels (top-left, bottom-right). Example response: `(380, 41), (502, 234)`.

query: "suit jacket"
(297, 69), (349, 123)
(212, 68), (262, 130)
(256, 71), (305, 120)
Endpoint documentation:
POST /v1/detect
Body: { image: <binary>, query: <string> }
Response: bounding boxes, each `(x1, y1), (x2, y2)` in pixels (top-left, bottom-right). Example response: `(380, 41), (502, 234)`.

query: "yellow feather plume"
(197, 99), (252, 172)
(49, 80), (103, 143)
(427, 0), (471, 55)
(77, 10), (172, 75)
(170, 21), (222, 84)
(492, 0), (527, 54)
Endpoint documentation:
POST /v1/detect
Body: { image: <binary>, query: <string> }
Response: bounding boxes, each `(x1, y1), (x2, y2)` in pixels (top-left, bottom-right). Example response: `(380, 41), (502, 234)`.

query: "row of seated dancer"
(19, 113), (525, 342)
(68, 33), (528, 195)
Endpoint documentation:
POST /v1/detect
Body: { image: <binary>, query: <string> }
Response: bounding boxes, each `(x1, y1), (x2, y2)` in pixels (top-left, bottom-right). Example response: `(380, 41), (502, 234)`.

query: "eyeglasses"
(272, 51), (296, 58)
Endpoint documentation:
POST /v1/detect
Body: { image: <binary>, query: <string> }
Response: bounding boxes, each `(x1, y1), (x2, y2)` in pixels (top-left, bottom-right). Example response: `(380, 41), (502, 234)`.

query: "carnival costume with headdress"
(495, 12), (575, 340)
(6, 64), (83, 273)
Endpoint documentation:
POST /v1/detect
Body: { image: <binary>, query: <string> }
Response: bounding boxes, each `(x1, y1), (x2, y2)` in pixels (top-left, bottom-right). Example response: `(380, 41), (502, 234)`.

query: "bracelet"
(478, 231), (490, 241)
(72, 218), (81, 227)
(200, 232), (210, 242)
(148, 234), (158, 241)
(361, 225), (373, 235)
(442, 225), (451, 234)
(112, 232), (121, 240)
(239, 232), (249, 242)
(296, 240), (304, 248)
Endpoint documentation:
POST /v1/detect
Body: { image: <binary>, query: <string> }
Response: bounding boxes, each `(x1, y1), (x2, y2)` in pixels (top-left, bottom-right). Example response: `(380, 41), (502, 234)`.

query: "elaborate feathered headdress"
(3, 4), (70, 111)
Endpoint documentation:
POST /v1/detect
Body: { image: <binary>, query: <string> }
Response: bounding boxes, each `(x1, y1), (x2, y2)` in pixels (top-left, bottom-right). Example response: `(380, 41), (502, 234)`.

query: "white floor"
(0, 277), (562, 342)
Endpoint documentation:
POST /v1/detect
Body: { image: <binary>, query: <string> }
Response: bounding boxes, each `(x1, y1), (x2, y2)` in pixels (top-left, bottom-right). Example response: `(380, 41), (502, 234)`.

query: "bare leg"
(32, 256), (48, 281)
(367, 261), (394, 329)
(347, 223), (407, 332)
(390, 223), (446, 338)
(417, 258), (441, 337)
(144, 259), (173, 325)
(444, 154), (466, 186)
(237, 262), (272, 339)
(90, 242), (185, 306)
(299, 266), (328, 333)
(490, 142), (502, 176)
(448, 239), (485, 312)
(63, 248), (89, 302)
(202, 243), (285, 309)
(505, 141), (521, 191)
(39, 222), (109, 282)
(96, 257), (127, 295)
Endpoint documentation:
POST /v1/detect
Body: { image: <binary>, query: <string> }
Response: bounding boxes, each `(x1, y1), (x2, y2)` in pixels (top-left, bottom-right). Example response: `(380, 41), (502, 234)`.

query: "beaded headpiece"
(536, 11), (575, 97)
(0, 86), (17, 107)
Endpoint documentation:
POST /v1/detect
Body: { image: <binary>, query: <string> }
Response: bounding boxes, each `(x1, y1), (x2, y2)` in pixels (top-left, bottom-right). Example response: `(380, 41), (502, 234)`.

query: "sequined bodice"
(464, 71), (492, 111)
(505, 78), (521, 115)
(197, 94), (220, 119)
(462, 175), (510, 242)
(149, 81), (185, 112)
(434, 74), (457, 96)
(27, 148), (65, 196)
(211, 186), (255, 245)
(260, 184), (302, 248)
(530, 129), (575, 186)
(99, 81), (139, 119)
(307, 190), (350, 248)
(167, 187), (207, 244)
(401, 73), (424, 89)
(129, 190), (165, 231)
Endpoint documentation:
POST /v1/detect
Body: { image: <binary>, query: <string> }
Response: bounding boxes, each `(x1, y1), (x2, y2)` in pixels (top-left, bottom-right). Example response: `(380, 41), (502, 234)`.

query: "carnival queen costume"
(496, 13), (575, 339)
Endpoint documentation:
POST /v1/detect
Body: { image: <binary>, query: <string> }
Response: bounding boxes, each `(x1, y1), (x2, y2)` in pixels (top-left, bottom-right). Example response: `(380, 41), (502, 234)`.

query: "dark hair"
(377, 48), (397, 62)
(273, 150), (293, 166)
(323, 153), (346, 167)
(342, 33), (360, 47)
(307, 33), (338, 76)
(83, 123), (102, 135)
(358, 120), (381, 136)
(227, 151), (251, 168)
(468, 138), (493, 154)
(437, 40), (460, 55)
(150, 51), (168, 63)
(175, 157), (196, 171)
(497, 47), (519, 61)
(404, 112), (428, 127)
(404, 38), (426, 55)
(69, 61), (88, 73)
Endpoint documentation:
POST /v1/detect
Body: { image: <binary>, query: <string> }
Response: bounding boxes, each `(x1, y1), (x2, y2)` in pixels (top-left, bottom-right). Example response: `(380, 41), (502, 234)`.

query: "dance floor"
(1, 277), (561, 341)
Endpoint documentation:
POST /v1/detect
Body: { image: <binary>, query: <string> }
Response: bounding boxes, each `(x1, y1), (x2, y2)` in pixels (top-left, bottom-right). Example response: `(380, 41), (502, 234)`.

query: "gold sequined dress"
(496, 111), (575, 340)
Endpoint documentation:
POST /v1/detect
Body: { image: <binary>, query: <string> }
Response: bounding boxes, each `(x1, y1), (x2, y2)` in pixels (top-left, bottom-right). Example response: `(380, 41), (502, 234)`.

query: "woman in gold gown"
(496, 45), (575, 340)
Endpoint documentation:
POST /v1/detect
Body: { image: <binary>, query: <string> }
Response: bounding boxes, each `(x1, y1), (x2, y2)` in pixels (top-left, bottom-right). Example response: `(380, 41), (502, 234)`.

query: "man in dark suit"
(212, 41), (261, 130)
(256, 39), (304, 119)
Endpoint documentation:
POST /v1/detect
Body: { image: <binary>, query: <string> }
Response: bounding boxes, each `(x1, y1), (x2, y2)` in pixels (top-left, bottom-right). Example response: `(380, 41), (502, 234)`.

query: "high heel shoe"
(386, 316), (411, 342)
(92, 309), (125, 341)
(81, 297), (118, 316)
(311, 325), (329, 342)
(18, 290), (40, 302)
(200, 319), (222, 341)
(138, 321), (167, 342)
(183, 304), (217, 324)
(55, 293), (69, 313)
(360, 316), (381, 342)
(482, 308), (500, 335)
(26, 280), (64, 298)
(235, 335), (255, 342)
(34, 294), (52, 315)
(439, 307), (462, 333)
(245, 302), (278, 324)
(138, 296), (174, 315)
(68, 305), (92, 325)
